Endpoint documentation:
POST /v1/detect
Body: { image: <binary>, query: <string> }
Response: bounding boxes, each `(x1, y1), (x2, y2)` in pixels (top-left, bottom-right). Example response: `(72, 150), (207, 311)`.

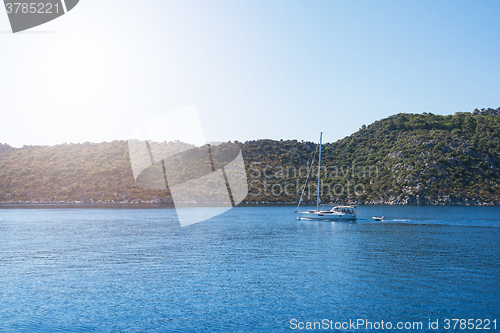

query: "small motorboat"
(372, 216), (385, 221)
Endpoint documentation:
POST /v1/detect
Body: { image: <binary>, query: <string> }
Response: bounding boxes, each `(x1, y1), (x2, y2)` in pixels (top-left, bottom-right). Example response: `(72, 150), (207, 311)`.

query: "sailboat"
(295, 132), (357, 221)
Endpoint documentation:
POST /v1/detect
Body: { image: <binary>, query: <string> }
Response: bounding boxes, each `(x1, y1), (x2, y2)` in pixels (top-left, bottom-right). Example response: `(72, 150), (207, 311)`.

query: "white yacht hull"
(297, 211), (357, 220)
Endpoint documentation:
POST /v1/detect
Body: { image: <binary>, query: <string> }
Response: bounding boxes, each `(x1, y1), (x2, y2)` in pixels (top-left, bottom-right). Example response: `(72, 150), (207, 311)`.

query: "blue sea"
(0, 206), (499, 332)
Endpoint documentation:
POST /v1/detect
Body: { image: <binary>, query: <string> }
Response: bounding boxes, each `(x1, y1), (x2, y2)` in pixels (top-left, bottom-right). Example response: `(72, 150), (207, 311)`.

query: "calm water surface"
(0, 206), (499, 332)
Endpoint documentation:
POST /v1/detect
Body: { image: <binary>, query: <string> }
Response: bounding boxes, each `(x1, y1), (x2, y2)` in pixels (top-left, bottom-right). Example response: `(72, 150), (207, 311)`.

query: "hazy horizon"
(1, 106), (497, 148)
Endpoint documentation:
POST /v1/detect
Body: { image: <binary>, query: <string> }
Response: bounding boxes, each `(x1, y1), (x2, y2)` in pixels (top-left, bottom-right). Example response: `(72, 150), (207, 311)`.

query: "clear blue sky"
(1, 0), (499, 147)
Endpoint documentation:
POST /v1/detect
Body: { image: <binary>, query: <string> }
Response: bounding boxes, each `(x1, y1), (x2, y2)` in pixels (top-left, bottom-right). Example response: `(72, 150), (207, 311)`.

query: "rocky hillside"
(242, 108), (500, 205)
(0, 108), (499, 205)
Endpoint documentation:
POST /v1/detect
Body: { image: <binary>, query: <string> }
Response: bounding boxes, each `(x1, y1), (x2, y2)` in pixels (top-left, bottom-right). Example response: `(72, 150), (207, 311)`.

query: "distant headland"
(1, 108), (499, 206)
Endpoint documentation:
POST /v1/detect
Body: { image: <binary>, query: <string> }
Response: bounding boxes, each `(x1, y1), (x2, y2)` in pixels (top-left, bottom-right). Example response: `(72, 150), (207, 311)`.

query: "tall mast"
(317, 132), (322, 211)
